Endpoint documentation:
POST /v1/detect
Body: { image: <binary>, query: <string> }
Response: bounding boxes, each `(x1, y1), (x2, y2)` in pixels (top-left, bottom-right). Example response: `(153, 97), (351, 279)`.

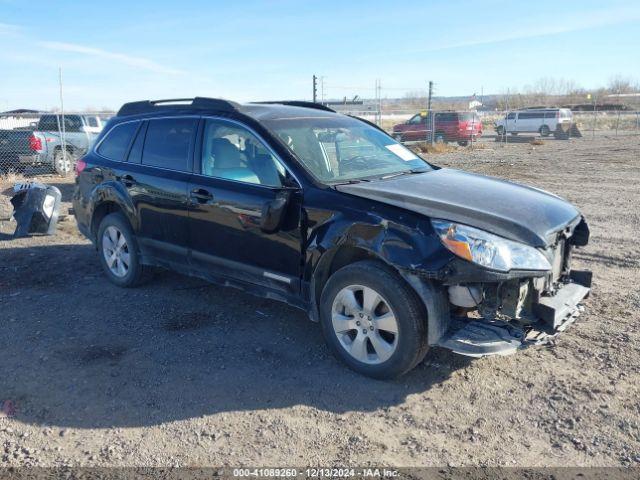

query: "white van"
(495, 108), (573, 137)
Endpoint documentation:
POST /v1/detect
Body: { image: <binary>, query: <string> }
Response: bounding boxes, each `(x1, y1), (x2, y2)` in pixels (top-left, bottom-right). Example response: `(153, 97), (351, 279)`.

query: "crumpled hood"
(335, 168), (581, 247)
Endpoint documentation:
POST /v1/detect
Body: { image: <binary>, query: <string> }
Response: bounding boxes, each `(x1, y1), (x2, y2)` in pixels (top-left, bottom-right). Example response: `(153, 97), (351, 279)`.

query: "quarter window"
(200, 119), (286, 187)
(142, 118), (197, 171)
(97, 122), (139, 161)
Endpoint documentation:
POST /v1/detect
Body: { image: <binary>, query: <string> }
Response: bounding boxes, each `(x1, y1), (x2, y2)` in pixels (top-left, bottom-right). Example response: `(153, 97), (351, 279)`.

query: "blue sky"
(1, 0), (639, 110)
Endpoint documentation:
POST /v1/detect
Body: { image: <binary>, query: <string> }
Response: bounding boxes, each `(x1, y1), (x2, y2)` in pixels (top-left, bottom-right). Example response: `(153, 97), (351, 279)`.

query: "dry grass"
(409, 142), (457, 154)
(529, 139), (545, 146)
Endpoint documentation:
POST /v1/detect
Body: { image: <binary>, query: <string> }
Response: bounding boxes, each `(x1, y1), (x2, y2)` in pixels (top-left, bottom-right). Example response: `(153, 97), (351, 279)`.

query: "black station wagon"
(73, 98), (591, 378)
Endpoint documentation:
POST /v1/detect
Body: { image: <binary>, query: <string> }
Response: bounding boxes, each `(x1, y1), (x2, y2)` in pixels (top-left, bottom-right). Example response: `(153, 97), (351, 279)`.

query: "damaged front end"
(425, 216), (591, 357)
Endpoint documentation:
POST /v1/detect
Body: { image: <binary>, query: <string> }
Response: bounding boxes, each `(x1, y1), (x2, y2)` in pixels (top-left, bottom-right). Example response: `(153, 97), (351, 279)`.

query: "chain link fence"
(336, 105), (640, 147)
(1, 99), (638, 177)
(0, 111), (112, 177)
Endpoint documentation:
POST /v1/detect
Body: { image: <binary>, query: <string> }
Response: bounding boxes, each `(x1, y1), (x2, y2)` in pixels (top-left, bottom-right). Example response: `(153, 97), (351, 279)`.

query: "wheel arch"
(88, 183), (137, 240)
(305, 212), (451, 342)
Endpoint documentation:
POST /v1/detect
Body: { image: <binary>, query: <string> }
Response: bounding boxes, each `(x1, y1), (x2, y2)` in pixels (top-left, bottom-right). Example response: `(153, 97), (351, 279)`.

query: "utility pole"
(58, 67), (68, 175)
(427, 81), (434, 111)
(312, 75), (318, 103)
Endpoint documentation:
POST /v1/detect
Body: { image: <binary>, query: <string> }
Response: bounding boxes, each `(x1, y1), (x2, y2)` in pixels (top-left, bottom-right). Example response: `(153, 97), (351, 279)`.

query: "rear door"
(187, 117), (303, 295)
(518, 111), (542, 132)
(124, 116), (197, 265)
(60, 115), (93, 154)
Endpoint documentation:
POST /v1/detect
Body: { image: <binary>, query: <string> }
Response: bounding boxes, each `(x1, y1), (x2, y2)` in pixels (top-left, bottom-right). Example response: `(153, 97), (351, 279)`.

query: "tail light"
(29, 135), (42, 151)
(75, 158), (87, 176)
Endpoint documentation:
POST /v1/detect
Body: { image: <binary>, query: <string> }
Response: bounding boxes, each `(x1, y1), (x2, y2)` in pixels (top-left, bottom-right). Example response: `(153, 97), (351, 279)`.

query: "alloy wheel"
(331, 284), (399, 364)
(102, 226), (130, 278)
(54, 150), (73, 174)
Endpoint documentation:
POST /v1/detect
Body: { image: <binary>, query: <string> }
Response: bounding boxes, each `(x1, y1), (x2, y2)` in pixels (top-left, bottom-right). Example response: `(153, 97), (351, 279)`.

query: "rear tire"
(53, 149), (75, 175)
(457, 140), (469, 147)
(319, 260), (428, 379)
(496, 126), (505, 136)
(97, 212), (150, 287)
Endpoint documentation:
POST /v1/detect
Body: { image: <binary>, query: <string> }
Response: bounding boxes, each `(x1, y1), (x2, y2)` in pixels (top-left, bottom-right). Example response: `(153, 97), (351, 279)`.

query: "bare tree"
(607, 75), (639, 95)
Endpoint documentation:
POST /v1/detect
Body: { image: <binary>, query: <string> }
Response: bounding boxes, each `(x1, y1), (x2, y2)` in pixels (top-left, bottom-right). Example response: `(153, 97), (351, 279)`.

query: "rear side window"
(38, 115), (58, 131)
(518, 112), (545, 119)
(63, 116), (83, 132)
(142, 118), (197, 171)
(97, 122), (139, 161)
(437, 113), (457, 122)
(459, 113), (479, 122)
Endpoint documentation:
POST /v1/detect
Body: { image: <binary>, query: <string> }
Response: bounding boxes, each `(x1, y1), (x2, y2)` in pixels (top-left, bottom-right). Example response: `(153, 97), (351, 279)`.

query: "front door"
(404, 114), (428, 142)
(506, 112), (517, 132)
(188, 118), (302, 295)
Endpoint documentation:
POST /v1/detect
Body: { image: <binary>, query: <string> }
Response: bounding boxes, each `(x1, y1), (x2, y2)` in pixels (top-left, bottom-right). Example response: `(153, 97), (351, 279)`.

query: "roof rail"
(252, 101), (335, 112)
(117, 97), (240, 116)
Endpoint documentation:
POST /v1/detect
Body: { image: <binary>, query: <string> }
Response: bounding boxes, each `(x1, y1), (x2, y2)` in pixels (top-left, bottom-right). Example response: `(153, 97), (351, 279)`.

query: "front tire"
(457, 140), (469, 147)
(539, 125), (550, 137)
(97, 212), (149, 287)
(319, 260), (428, 379)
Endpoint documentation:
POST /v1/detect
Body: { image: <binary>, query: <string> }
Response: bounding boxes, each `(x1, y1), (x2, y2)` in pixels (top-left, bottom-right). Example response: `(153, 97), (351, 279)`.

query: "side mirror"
(260, 190), (291, 233)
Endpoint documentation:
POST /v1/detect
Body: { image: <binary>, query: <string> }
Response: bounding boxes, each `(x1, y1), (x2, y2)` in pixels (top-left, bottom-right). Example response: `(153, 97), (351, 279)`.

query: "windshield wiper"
(332, 178), (372, 185)
(379, 168), (429, 180)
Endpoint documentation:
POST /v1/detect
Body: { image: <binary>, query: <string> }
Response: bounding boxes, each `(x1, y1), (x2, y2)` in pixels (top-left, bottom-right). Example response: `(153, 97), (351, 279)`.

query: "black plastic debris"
(10, 182), (62, 237)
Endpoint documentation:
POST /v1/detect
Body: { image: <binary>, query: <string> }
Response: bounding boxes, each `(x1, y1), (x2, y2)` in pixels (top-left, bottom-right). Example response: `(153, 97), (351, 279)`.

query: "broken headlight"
(431, 220), (551, 272)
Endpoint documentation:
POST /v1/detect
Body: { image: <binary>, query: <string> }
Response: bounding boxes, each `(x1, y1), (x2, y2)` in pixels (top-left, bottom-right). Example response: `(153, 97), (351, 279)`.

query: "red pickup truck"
(392, 111), (482, 146)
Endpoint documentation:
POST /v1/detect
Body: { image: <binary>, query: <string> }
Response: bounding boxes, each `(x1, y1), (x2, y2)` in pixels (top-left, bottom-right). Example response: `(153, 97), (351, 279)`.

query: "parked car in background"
(392, 111), (482, 146)
(73, 97), (590, 379)
(0, 129), (41, 173)
(14, 114), (100, 173)
(495, 108), (573, 137)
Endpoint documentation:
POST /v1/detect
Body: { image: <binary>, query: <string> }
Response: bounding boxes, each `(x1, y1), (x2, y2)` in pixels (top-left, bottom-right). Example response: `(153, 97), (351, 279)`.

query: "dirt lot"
(0, 134), (639, 468)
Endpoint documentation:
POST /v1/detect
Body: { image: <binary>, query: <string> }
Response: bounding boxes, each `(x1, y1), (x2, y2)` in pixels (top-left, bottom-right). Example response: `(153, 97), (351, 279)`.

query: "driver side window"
(408, 114), (423, 124)
(201, 119), (286, 187)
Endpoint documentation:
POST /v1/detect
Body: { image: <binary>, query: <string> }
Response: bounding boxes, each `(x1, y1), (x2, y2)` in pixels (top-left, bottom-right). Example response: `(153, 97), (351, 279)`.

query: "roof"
(116, 97), (339, 121)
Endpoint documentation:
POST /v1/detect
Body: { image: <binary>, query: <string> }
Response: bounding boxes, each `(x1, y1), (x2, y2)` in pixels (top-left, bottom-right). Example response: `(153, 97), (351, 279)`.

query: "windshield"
(262, 115), (431, 183)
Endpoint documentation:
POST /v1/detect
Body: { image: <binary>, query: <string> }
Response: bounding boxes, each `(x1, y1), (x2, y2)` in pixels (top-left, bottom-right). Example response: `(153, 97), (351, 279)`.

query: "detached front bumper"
(436, 273), (591, 357)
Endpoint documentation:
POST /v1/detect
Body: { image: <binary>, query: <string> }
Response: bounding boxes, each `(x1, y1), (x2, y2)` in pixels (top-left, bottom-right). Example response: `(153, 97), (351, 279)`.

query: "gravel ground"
(0, 134), (639, 468)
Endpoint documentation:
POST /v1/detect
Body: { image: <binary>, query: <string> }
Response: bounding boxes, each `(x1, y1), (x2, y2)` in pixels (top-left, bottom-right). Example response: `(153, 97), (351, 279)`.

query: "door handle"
(119, 174), (137, 187)
(190, 188), (213, 203)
